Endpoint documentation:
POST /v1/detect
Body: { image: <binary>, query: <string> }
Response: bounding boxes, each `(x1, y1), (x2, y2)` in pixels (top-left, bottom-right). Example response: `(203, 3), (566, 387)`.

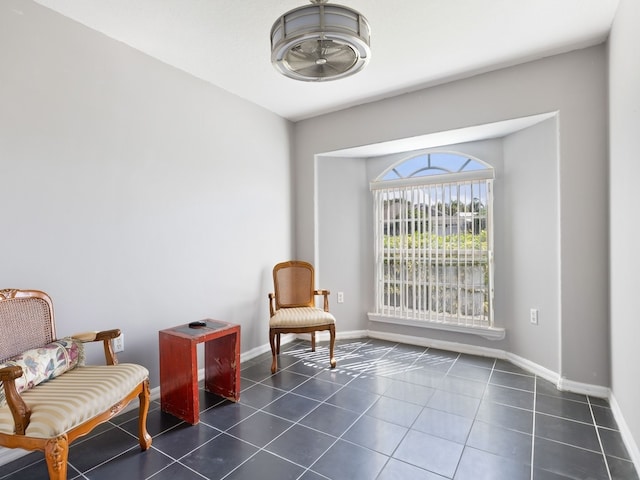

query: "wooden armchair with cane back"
(0, 289), (151, 480)
(268, 261), (337, 374)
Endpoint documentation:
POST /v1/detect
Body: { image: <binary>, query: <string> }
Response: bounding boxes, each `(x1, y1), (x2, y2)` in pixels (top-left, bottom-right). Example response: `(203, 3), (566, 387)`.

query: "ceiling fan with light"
(270, 0), (371, 82)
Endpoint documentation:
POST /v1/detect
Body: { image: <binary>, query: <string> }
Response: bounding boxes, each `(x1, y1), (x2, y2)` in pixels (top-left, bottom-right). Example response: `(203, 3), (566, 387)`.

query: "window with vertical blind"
(368, 152), (503, 339)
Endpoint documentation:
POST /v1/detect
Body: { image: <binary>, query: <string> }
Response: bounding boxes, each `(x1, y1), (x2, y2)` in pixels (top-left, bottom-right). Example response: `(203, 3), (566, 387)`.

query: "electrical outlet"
(337, 291), (344, 303)
(530, 308), (538, 325)
(112, 333), (125, 353)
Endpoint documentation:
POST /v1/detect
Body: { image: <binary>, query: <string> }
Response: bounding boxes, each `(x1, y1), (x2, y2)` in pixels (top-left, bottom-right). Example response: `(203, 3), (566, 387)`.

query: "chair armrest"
(71, 329), (121, 366)
(268, 293), (276, 317)
(0, 365), (31, 435)
(314, 289), (331, 311)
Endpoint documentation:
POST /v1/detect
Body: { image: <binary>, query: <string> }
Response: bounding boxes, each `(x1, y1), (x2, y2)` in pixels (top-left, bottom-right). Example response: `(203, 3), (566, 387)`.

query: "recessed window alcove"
(315, 112), (559, 355)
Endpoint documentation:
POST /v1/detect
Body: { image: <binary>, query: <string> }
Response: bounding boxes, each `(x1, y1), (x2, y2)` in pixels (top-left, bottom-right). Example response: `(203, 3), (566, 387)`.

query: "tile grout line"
(5, 340), (633, 480)
(193, 353), (318, 480)
(364, 341), (434, 475)
(449, 354), (494, 480)
(297, 339), (440, 479)
(292, 338), (394, 480)
(222, 339), (380, 480)
(589, 395), (613, 480)
(149, 460), (209, 480)
(245, 346), (533, 480)
(215, 379), (319, 479)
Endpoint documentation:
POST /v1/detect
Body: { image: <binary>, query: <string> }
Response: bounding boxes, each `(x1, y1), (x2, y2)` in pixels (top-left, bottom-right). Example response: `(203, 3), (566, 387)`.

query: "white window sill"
(368, 313), (506, 340)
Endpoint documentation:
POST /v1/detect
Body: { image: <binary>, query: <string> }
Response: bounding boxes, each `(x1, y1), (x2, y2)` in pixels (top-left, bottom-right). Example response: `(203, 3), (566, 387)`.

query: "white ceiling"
(34, 0), (619, 122)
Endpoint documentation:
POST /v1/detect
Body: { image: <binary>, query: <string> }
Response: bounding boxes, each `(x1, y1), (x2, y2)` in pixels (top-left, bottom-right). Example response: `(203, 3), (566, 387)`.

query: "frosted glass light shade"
(271, 1), (371, 81)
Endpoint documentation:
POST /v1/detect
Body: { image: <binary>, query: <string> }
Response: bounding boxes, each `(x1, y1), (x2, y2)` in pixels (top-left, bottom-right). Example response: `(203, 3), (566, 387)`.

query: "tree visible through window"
(370, 152), (495, 331)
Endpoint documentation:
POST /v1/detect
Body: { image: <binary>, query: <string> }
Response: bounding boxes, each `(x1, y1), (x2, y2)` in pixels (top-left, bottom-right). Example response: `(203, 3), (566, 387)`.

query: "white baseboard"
(366, 327), (611, 396)
(367, 329), (509, 359)
(366, 327), (640, 475)
(609, 394), (640, 470)
(556, 376), (612, 399)
(2, 331), (637, 478)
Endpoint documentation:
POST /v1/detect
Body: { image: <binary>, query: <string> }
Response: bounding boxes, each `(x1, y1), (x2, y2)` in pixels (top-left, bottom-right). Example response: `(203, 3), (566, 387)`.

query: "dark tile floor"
(1, 338), (638, 480)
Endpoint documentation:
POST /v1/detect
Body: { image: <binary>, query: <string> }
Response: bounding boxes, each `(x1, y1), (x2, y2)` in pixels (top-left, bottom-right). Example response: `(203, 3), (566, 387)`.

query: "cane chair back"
(273, 261), (315, 308)
(0, 289), (55, 363)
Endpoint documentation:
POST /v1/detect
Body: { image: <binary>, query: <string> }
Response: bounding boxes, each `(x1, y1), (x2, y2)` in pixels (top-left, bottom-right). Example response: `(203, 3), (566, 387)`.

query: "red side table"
(159, 319), (240, 424)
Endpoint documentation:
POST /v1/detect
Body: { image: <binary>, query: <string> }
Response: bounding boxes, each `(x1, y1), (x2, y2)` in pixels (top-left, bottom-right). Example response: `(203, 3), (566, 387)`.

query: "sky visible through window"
(382, 153), (489, 181)
(381, 153), (491, 206)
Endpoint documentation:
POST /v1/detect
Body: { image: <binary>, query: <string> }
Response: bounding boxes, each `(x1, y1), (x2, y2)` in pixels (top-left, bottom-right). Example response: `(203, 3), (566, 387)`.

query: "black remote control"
(188, 321), (207, 328)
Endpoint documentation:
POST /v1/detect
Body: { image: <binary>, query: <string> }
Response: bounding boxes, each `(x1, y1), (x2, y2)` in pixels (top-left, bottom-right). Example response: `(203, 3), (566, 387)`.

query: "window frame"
(368, 152), (504, 340)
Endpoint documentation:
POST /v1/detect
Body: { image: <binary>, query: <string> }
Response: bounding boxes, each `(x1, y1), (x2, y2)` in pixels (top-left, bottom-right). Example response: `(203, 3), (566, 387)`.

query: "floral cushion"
(0, 338), (84, 407)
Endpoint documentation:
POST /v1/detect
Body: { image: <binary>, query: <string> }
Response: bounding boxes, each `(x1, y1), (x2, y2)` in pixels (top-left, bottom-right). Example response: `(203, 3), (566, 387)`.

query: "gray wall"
(502, 119), (560, 372)
(316, 156), (371, 334)
(0, 0), (294, 387)
(609, 0), (640, 460)
(296, 45), (609, 387)
(4, 0), (636, 456)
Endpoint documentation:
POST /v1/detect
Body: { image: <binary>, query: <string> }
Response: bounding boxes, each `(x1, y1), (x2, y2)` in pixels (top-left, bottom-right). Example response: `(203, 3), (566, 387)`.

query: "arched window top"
(381, 152), (492, 181)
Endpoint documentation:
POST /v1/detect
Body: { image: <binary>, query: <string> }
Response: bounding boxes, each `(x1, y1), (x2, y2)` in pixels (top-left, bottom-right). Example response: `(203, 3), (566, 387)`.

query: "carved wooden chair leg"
(269, 330), (278, 374)
(276, 332), (281, 354)
(138, 380), (152, 450)
(45, 435), (68, 480)
(329, 325), (336, 369)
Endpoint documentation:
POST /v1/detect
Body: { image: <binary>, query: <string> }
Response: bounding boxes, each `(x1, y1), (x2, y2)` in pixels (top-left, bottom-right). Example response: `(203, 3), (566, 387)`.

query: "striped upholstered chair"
(0, 289), (151, 480)
(268, 261), (337, 374)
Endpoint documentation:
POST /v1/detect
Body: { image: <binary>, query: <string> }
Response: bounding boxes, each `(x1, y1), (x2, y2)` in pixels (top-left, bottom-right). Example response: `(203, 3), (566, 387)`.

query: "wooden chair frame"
(268, 261), (336, 374)
(0, 289), (151, 480)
